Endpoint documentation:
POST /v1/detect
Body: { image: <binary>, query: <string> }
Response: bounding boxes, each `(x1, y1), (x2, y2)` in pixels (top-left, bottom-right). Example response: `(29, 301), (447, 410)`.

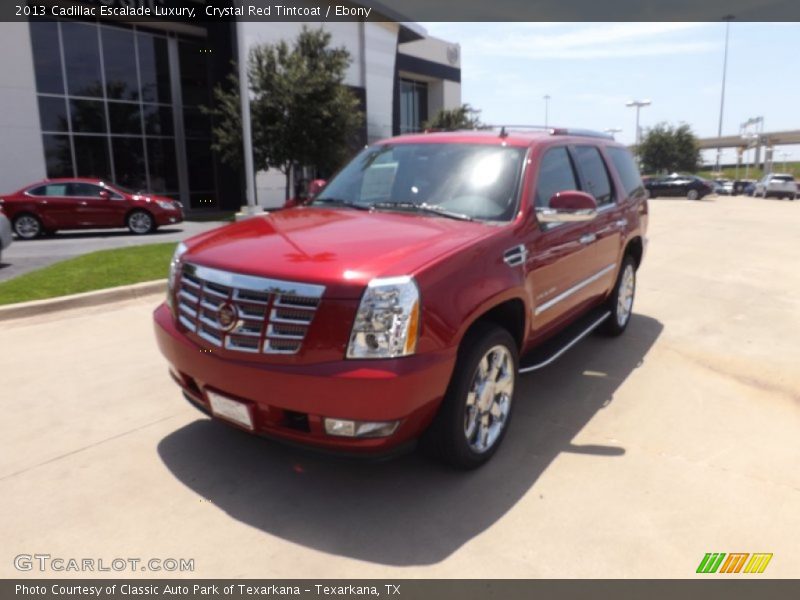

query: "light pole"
(715, 15), (735, 172)
(626, 99), (651, 152)
(543, 94), (551, 128)
(604, 127), (622, 140)
(779, 151), (789, 172)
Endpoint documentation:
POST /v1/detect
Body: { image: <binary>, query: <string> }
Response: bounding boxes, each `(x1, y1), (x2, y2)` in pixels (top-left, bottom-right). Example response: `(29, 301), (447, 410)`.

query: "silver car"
(0, 209), (12, 262)
(754, 173), (798, 199)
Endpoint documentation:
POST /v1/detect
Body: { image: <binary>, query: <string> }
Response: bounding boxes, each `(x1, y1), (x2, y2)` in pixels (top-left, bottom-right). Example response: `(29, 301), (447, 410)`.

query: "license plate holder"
(206, 390), (254, 431)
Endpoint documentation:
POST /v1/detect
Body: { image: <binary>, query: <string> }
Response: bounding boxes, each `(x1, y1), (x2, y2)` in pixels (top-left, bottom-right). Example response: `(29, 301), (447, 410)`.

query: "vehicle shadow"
(157, 314), (663, 566)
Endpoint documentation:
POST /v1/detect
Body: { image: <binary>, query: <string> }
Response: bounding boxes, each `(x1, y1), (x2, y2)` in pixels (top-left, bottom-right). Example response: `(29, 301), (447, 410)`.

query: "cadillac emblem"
(217, 302), (238, 331)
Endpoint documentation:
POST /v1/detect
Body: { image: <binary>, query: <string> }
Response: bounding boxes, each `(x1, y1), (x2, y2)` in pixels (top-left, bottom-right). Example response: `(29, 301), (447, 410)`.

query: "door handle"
(615, 218), (627, 228)
(579, 233), (596, 245)
(80, 201), (88, 206)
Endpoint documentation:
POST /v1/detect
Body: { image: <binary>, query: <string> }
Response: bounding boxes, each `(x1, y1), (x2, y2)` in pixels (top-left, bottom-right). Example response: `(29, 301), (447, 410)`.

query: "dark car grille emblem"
(217, 303), (238, 331)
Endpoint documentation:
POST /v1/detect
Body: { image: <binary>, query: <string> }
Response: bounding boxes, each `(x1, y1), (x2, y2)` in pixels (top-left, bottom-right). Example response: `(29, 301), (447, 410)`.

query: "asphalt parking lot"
(1, 195), (798, 578)
(0, 221), (229, 282)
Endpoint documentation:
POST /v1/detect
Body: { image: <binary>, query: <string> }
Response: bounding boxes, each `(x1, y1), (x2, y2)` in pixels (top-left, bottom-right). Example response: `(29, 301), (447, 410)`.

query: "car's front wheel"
(13, 214), (42, 239)
(687, 189), (699, 200)
(424, 322), (518, 469)
(126, 210), (155, 234)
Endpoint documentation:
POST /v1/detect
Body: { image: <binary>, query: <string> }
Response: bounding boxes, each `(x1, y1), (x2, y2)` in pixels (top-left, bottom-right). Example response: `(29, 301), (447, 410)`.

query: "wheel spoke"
(463, 344), (515, 454)
(495, 373), (513, 396)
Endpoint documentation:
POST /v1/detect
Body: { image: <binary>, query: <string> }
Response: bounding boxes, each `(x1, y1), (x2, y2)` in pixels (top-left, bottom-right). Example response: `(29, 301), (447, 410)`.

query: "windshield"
(314, 143), (527, 222)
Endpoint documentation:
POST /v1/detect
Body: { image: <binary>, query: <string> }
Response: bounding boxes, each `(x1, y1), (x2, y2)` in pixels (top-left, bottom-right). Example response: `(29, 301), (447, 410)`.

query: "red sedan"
(0, 178), (184, 239)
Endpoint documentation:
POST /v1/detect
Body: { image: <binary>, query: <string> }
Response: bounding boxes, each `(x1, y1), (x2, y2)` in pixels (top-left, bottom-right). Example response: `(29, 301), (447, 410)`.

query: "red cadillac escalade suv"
(154, 129), (648, 468)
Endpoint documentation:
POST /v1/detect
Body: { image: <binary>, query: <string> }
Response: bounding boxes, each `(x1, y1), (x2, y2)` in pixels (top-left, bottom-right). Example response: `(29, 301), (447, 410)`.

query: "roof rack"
(486, 125), (614, 140)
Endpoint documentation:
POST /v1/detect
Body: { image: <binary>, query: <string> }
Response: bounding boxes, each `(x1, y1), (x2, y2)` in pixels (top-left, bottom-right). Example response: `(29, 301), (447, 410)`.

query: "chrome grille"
(175, 263), (325, 355)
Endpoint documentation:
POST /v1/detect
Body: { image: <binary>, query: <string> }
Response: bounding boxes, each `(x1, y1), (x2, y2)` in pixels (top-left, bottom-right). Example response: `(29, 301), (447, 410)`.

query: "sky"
(423, 22), (800, 166)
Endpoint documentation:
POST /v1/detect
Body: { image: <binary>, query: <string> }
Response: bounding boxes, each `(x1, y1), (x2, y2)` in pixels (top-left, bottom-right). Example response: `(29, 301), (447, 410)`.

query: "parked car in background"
(154, 128), (648, 468)
(0, 207), (12, 262)
(733, 179), (757, 196)
(713, 179), (734, 196)
(644, 173), (713, 200)
(753, 173), (797, 199)
(0, 178), (184, 239)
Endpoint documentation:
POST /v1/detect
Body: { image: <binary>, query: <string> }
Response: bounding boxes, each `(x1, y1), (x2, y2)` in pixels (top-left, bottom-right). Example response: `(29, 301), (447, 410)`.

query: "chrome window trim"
(183, 263), (325, 299)
(534, 263), (616, 316)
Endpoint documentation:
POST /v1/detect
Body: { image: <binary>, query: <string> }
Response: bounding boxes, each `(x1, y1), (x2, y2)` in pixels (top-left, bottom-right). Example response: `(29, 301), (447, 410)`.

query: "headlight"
(156, 200), (175, 210)
(166, 242), (187, 310)
(346, 276), (420, 359)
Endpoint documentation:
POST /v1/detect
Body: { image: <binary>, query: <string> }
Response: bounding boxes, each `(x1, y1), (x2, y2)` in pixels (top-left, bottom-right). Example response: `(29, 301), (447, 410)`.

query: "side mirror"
(537, 190), (598, 224)
(98, 190), (110, 200)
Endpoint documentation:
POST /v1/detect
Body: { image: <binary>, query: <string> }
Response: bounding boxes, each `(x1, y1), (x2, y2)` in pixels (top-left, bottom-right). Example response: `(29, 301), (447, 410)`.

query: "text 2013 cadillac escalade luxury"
(153, 128), (648, 468)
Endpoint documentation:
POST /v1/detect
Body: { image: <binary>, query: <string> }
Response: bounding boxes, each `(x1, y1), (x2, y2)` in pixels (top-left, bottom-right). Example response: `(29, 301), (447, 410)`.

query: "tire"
(126, 210), (155, 234)
(423, 322), (518, 469)
(13, 213), (42, 240)
(687, 189), (699, 201)
(601, 255), (637, 337)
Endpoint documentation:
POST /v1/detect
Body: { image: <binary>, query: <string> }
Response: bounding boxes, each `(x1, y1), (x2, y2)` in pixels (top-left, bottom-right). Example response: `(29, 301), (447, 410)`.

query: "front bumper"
(153, 303), (456, 453)
(155, 211), (183, 226)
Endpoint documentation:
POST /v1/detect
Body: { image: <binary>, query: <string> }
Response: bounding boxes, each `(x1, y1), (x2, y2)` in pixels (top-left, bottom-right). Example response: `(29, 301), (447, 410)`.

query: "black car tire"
(126, 210), (155, 234)
(13, 213), (42, 240)
(422, 322), (518, 470)
(602, 255), (637, 337)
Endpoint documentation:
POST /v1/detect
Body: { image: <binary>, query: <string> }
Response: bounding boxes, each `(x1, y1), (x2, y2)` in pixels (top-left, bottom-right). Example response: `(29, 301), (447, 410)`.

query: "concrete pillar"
(764, 145), (774, 174)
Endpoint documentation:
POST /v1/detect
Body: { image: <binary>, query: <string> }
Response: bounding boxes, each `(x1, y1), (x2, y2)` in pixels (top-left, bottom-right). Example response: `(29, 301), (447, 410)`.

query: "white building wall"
(363, 22), (399, 143)
(397, 35), (461, 69)
(0, 22), (46, 194)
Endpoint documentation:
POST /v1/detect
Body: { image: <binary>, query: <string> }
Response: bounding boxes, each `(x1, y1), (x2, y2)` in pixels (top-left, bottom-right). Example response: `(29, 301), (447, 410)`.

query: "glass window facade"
(399, 79), (428, 134)
(29, 20), (221, 208)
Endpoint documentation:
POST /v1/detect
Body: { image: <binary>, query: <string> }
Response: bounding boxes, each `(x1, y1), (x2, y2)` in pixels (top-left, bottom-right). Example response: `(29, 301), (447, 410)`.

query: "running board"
(519, 309), (611, 374)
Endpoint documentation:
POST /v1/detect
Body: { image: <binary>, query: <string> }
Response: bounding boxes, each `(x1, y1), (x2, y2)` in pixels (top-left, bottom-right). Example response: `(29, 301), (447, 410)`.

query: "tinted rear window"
(607, 147), (645, 198)
(771, 175), (795, 182)
(573, 146), (613, 206)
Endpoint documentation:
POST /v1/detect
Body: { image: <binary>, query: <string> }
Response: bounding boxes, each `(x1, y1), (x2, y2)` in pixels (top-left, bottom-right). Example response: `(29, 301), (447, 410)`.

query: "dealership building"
(0, 2), (461, 211)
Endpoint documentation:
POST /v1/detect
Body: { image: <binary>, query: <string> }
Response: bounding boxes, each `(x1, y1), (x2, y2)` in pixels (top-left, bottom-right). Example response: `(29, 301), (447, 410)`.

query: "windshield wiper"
(370, 201), (474, 222)
(313, 197), (371, 211)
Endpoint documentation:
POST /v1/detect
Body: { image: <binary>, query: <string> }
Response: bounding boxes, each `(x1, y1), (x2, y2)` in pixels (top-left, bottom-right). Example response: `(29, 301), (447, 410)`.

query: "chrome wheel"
(14, 215), (41, 239)
(616, 263), (635, 327)
(687, 189), (699, 200)
(464, 345), (514, 454)
(128, 211), (153, 234)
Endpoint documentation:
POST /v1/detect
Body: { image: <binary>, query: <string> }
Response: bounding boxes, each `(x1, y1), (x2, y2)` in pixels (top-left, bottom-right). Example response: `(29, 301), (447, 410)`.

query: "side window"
(607, 147), (645, 199)
(534, 147), (578, 208)
(68, 183), (103, 197)
(29, 184), (68, 196)
(573, 146), (614, 206)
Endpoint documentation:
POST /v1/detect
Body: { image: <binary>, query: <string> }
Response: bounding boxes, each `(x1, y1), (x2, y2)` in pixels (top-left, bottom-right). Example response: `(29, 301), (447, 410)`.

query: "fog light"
(324, 418), (400, 438)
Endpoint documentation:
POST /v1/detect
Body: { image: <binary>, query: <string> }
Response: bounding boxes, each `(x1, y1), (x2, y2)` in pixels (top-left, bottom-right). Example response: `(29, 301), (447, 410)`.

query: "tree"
(203, 27), (364, 199)
(638, 123), (701, 174)
(423, 103), (484, 131)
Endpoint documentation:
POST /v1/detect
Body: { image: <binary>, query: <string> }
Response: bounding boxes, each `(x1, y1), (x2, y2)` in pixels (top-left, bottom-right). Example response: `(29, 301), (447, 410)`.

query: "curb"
(0, 279), (166, 322)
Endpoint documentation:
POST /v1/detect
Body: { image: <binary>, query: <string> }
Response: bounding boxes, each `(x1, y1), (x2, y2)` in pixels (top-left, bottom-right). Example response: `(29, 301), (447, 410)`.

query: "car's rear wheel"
(127, 210), (154, 234)
(13, 214), (42, 239)
(424, 322), (518, 469)
(602, 255), (636, 336)
(687, 189), (699, 200)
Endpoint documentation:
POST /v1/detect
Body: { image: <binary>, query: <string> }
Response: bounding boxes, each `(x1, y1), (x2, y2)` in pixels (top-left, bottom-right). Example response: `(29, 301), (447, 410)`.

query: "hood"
(183, 207), (495, 298)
